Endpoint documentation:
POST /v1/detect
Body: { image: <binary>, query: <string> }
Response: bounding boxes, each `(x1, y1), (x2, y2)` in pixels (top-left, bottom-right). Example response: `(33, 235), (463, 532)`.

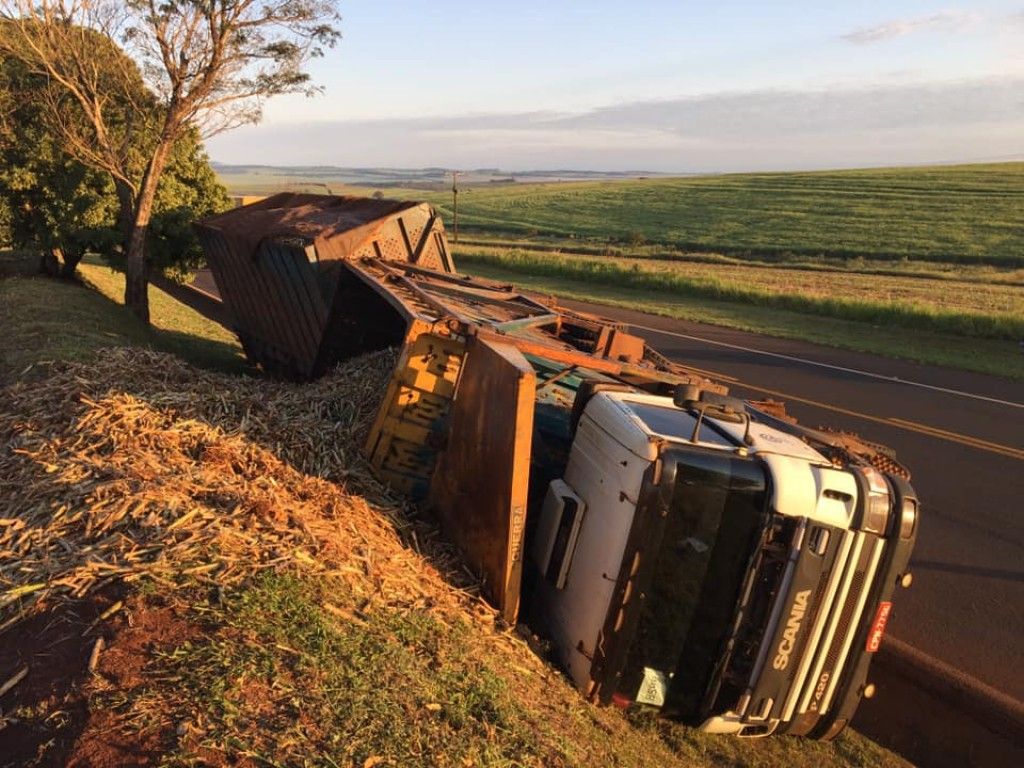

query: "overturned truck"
(197, 194), (919, 739)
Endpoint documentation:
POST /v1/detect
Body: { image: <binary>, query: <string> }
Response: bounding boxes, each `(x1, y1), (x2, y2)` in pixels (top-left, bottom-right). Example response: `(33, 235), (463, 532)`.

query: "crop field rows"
(452, 235), (1024, 286)
(404, 164), (1024, 265)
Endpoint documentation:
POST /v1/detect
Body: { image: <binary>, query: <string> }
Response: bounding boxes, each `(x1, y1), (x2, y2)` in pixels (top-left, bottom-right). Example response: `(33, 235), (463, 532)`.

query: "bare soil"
(0, 590), (197, 768)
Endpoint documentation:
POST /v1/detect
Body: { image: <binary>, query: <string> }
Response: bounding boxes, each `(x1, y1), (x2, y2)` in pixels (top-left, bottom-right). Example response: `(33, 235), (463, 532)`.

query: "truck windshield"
(619, 448), (767, 721)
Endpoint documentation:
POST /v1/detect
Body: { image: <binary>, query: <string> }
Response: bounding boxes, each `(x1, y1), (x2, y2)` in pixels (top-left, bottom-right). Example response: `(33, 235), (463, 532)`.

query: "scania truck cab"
(530, 384), (918, 738)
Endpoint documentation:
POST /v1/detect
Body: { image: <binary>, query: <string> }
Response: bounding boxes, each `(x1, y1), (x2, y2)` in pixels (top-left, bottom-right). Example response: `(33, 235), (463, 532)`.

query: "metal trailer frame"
(198, 195), (908, 625)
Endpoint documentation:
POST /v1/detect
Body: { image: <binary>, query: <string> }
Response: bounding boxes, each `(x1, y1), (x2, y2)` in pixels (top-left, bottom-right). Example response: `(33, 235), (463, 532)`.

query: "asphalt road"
(556, 298), (1024, 706)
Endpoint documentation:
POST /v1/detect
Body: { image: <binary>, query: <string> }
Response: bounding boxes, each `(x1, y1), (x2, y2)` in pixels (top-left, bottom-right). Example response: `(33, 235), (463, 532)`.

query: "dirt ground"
(0, 590), (202, 768)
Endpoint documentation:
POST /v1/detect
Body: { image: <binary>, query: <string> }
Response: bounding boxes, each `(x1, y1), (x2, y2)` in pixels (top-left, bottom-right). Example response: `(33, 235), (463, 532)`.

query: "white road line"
(624, 322), (1024, 410)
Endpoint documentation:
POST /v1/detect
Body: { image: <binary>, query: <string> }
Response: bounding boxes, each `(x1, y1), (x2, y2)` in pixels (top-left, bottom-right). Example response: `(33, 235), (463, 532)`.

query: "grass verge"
(0, 274), (150, 379)
(0, 255), (244, 380)
(77, 256), (245, 373)
(461, 260), (1024, 379)
(458, 251), (1024, 342)
(127, 572), (561, 766)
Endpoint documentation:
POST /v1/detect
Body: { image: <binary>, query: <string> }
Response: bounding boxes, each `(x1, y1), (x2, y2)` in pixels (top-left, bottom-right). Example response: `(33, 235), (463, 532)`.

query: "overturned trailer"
(198, 194), (919, 739)
(196, 193), (454, 378)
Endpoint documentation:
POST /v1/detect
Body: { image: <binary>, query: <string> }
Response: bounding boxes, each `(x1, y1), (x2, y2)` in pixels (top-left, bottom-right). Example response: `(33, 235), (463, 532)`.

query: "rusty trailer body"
(198, 194), (724, 622)
(199, 194), (906, 627)
(195, 193), (453, 378)
(346, 257), (727, 623)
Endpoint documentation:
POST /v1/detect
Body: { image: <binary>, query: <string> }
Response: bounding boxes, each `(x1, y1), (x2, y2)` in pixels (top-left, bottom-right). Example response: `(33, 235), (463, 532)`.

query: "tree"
(0, 48), (119, 276)
(0, 40), (230, 279)
(148, 128), (232, 280)
(0, 1), (341, 322)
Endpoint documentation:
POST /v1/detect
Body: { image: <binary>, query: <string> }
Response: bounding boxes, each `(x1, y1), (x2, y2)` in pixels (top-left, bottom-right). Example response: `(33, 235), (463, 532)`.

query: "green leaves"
(0, 55), (227, 275)
(0, 1), (340, 318)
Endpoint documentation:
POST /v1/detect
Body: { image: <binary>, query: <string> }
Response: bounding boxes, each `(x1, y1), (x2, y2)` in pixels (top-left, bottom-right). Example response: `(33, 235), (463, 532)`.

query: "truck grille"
(708, 517), (885, 729)
(788, 532), (883, 721)
(709, 519), (887, 731)
(707, 517), (799, 715)
(820, 570), (866, 678)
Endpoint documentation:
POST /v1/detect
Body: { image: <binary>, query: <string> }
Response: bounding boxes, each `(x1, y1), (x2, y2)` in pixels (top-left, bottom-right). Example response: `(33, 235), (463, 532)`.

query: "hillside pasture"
(428, 164), (1024, 266)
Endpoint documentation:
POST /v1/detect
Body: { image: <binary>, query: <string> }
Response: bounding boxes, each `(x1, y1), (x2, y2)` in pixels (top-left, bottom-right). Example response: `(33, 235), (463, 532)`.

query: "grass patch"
(0, 257), (245, 381)
(462, 261), (1024, 379)
(628, 707), (902, 768)
(109, 571), (905, 768)
(0, 274), (151, 379)
(146, 572), (558, 767)
(76, 256), (245, 373)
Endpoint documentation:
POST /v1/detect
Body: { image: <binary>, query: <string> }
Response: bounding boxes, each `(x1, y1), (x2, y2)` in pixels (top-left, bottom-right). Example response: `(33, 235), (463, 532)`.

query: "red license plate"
(866, 601), (892, 653)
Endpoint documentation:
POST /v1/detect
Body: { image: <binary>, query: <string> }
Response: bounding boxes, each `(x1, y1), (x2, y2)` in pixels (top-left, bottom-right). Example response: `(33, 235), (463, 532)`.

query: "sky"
(206, 1), (1024, 172)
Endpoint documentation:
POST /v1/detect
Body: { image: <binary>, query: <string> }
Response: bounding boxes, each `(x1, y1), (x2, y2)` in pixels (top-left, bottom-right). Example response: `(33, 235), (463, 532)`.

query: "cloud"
(841, 10), (981, 44)
(207, 78), (1024, 173)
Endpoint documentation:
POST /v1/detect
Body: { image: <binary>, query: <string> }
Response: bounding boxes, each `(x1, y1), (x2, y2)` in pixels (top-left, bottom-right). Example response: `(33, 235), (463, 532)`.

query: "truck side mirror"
(532, 479), (586, 589)
(673, 384), (747, 419)
(672, 383), (702, 408)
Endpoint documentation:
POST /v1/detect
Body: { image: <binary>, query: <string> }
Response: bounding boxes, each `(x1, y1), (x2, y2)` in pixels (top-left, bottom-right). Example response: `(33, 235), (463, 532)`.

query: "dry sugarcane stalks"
(0, 347), (484, 637)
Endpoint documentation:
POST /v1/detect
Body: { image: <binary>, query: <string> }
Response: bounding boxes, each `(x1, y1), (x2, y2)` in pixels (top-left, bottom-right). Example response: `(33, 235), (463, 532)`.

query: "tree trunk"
(124, 137), (175, 323)
(40, 247), (60, 277)
(60, 246), (83, 279)
(114, 179), (135, 255)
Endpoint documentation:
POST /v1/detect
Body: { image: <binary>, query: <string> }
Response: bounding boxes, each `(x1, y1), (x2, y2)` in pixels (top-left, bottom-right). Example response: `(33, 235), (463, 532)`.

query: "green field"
(439, 164), (1024, 265)
(223, 163), (1024, 266)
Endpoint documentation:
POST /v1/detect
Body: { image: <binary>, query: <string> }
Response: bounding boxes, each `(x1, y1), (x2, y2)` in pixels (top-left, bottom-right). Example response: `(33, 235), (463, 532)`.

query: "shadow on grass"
(142, 322), (249, 375)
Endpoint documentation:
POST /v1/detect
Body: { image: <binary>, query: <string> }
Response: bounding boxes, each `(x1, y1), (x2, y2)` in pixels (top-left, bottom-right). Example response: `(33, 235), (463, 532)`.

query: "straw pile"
(0, 347), (486, 634)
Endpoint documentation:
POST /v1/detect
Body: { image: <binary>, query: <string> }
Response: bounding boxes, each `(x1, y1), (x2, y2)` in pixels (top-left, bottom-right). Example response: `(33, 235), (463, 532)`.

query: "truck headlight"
(858, 466), (891, 535)
(899, 498), (917, 539)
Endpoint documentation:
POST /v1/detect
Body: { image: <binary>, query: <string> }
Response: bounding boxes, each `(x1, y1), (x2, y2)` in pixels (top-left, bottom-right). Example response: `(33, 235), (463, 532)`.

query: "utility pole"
(451, 170), (460, 246)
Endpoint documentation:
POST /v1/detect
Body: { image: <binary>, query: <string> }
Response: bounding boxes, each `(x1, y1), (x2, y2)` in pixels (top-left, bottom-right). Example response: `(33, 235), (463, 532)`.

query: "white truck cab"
(530, 386), (918, 739)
